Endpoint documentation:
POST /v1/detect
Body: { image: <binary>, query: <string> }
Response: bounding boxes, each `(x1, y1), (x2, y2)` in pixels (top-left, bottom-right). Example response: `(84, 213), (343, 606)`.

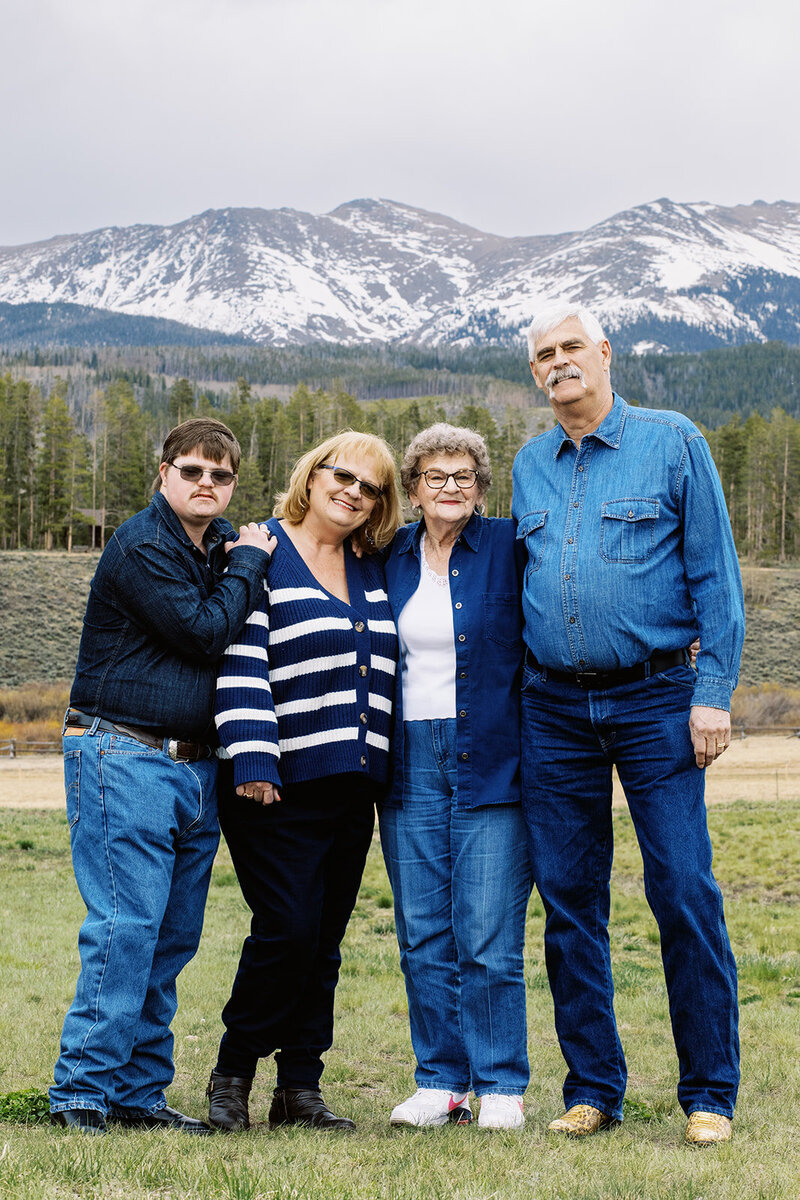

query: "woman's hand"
(236, 781), (281, 805)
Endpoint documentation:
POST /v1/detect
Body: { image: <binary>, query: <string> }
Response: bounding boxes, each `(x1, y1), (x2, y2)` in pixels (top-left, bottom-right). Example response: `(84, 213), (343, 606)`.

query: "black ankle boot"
(206, 1070), (253, 1131)
(268, 1087), (355, 1132)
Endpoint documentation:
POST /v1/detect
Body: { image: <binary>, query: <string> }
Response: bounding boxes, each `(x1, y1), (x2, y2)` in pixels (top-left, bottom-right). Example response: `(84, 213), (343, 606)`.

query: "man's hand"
(689, 705), (731, 769)
(236, 781), (281, 805)
(225, 523), (277, 556)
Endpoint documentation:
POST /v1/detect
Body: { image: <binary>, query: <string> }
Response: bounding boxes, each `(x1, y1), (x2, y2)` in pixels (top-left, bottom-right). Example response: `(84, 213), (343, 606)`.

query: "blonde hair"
(274, 431), (402, 553)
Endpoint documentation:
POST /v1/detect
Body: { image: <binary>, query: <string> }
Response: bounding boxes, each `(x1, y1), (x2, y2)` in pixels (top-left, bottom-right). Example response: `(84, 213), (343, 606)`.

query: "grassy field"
(0, 800), (798, 1200)
(2, 553), (800, 691)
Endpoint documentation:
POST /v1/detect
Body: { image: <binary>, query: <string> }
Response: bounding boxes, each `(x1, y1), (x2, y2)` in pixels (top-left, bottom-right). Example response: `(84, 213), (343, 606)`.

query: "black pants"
(215, 770), (376, 1088)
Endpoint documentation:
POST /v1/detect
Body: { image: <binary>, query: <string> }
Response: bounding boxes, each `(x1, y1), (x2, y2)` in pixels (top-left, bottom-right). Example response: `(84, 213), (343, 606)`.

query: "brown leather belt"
(64, 709), (209, 762)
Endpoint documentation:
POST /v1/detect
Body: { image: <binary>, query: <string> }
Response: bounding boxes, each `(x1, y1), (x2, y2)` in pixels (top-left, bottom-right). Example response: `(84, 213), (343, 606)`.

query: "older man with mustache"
(512, 303), (744, 1148)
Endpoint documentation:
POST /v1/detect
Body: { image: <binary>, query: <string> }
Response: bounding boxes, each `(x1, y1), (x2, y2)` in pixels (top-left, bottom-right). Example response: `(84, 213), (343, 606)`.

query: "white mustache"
(545, 365), (587, 391)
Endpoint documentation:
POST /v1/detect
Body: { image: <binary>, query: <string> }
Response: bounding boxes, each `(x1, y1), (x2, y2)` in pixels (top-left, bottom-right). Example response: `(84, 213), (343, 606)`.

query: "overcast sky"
(2, 0), (799, 246)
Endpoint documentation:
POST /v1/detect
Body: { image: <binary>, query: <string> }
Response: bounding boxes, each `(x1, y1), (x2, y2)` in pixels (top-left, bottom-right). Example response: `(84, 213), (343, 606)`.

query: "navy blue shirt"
(512, 394), (745, 709)
(70, 490), (270, 741)
(383, 512), (525, 809)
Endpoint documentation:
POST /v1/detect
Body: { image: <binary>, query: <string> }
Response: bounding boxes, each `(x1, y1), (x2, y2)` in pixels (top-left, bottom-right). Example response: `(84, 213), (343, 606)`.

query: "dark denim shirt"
(512, 393), (745, 710)
(70, 490), (270, 741)
(383, 512), (525, 809)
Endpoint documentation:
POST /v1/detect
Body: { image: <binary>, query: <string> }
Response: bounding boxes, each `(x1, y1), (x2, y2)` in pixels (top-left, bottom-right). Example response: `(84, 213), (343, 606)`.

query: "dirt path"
(2, 736), (799, 809)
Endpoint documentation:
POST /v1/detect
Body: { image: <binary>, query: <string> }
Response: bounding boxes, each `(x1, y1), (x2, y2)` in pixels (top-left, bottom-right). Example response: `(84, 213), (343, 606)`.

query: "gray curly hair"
(400, 423), (492, 498)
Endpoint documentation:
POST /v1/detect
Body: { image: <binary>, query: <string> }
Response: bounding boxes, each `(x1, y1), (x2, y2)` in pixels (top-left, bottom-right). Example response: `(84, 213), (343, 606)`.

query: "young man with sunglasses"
(50, 418), (275, 1136)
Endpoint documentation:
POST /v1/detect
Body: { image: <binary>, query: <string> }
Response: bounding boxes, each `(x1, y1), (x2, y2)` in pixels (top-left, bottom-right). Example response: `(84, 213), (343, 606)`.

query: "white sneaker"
(478, 1094), (525, 1130)
(390, 1089), (471, 1127)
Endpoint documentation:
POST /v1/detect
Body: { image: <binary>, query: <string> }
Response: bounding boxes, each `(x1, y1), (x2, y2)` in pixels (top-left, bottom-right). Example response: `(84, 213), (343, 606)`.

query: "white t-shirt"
(397, 537), (457, 720)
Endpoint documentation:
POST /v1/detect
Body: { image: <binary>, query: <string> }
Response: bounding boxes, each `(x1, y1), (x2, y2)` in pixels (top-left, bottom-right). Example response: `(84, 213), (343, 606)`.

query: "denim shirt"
(70, 490), (270, 741)
(383, 512), (525, 809)
(511, 393), (745, 710)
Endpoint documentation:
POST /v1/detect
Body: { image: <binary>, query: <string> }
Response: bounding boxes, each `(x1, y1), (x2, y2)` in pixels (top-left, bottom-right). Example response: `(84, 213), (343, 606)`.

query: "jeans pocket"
(600, 498), (659, 563)
(63, 748), (81, 827)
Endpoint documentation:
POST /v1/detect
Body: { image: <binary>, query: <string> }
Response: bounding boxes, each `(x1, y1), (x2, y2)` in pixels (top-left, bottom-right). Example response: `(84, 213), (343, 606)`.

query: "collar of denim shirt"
(396, 508), (485, 558)
(553, 392), (628, 458)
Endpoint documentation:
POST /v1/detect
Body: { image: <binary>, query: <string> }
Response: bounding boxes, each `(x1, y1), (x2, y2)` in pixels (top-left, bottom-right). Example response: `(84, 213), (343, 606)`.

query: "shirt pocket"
(600, 498), (659, 563)
(484, 593), (524, 649)
(516, 510), (548, 574)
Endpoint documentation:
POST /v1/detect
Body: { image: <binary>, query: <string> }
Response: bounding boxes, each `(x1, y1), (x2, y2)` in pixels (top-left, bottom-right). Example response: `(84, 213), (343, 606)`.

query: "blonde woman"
(207, 432), (402, 1133)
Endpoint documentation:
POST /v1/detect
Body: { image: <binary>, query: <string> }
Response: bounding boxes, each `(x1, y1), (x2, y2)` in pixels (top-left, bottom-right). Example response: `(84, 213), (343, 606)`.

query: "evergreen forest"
(1, 339), (800, 560)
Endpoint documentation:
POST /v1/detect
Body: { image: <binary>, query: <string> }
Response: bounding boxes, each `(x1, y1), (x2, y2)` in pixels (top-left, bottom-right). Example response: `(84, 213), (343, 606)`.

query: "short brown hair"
(156, 418), (241, 491)
(274, 430), (402, 553)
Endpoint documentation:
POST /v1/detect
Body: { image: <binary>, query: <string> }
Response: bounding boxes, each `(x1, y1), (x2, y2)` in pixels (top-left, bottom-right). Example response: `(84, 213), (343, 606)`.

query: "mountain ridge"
(1, 197), (799, 352)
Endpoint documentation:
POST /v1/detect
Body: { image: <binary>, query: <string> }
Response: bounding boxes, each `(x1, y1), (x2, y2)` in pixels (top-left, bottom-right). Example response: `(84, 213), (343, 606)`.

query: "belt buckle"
(574, 671), (600, 689)
(168, 738), (182, 762)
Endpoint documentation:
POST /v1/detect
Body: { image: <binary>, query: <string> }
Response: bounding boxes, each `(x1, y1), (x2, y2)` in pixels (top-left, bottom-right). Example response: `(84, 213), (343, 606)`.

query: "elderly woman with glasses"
(206, 431), (402, 1134)
(380, 423), (532, 1131)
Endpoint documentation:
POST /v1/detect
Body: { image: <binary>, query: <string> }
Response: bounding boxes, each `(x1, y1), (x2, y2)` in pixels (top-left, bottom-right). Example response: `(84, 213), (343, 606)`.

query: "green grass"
(0, 801), (798, 1199)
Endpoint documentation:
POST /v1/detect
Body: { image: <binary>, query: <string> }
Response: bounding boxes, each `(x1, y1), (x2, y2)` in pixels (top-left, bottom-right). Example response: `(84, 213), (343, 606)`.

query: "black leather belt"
(525, 649), (687, 689)
(65, 709), (209, 762)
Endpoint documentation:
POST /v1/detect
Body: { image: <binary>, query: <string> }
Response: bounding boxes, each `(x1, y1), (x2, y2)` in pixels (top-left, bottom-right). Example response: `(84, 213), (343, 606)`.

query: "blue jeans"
(379, 719), (532, 1096)
(50, 726), (220, 1117)
(520, 662), (739, 1121)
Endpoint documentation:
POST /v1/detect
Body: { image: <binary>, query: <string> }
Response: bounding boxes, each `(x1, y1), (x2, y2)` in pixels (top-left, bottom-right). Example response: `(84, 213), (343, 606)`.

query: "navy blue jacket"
(383, 512), (525, 809)
(70, 490), (269, 741)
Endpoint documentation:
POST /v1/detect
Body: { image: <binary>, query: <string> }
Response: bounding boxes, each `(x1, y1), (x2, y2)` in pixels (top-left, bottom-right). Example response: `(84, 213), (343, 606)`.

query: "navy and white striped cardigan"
(215, 519), (398, 790)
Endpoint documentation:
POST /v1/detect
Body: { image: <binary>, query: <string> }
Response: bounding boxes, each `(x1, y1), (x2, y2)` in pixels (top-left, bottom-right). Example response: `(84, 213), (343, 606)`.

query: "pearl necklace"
(421, 532), (449, 589)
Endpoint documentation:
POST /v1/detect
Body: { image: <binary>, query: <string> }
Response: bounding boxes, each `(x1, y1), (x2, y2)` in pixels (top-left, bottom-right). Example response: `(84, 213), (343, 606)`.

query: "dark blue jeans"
(520, 661), (739, 1121)
(215, 770), (376, 1088)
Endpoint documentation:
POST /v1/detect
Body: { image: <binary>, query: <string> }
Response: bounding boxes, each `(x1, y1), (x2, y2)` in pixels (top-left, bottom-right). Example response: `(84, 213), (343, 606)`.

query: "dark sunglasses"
(168, 462), (237, 486)
(317, 464), (384, 501)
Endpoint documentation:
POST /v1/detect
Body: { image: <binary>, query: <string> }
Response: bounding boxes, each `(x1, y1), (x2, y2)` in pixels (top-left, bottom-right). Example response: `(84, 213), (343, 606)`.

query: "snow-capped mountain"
(1, 197), (800, 351)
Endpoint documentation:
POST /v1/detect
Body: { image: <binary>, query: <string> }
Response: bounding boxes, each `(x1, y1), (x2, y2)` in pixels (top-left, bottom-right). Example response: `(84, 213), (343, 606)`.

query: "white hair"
(526, 303), (607, 361)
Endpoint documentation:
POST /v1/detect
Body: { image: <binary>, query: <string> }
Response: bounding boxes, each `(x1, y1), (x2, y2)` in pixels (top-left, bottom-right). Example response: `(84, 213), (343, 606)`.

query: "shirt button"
(570, 617), (576, 624)
(459, 710), (467, 718)
(578, 465), (584, 472)
(459, 671), (467, 678)
(359, 665), (368, 677)
(579, 659), (585, 666)
(360, 755), (367, 767)
(354, 620), (365, 632)
(573, 502), (578, 509)
(359, 713), (367, 724)
(451, 569), (459, 577)
(455, 602), (462, 609)
(458, 634), (466, 642)
(628, 510), (634, 518)
(461, 752), (469, 761)
(568, 537), (573, 544)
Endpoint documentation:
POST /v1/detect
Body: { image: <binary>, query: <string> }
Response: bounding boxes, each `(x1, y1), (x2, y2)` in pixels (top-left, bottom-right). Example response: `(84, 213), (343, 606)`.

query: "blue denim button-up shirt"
(383, 512), (525, 809)
(511, 394), (745, 711)
(70, 490), (270, 740)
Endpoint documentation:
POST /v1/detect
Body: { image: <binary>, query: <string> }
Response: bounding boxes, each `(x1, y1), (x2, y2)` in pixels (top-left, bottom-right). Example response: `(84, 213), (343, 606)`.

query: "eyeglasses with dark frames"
(317, 464), (384, 501)
(414, 468), (478, 490)
(168, 462), (238, 486)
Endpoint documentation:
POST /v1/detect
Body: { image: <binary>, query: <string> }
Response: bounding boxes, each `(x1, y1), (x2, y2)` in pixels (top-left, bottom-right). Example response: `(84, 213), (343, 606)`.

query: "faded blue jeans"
(50, 725), (219, 1117)
(520, 661), (739, 1121)
(379, 719), (532, 1097)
